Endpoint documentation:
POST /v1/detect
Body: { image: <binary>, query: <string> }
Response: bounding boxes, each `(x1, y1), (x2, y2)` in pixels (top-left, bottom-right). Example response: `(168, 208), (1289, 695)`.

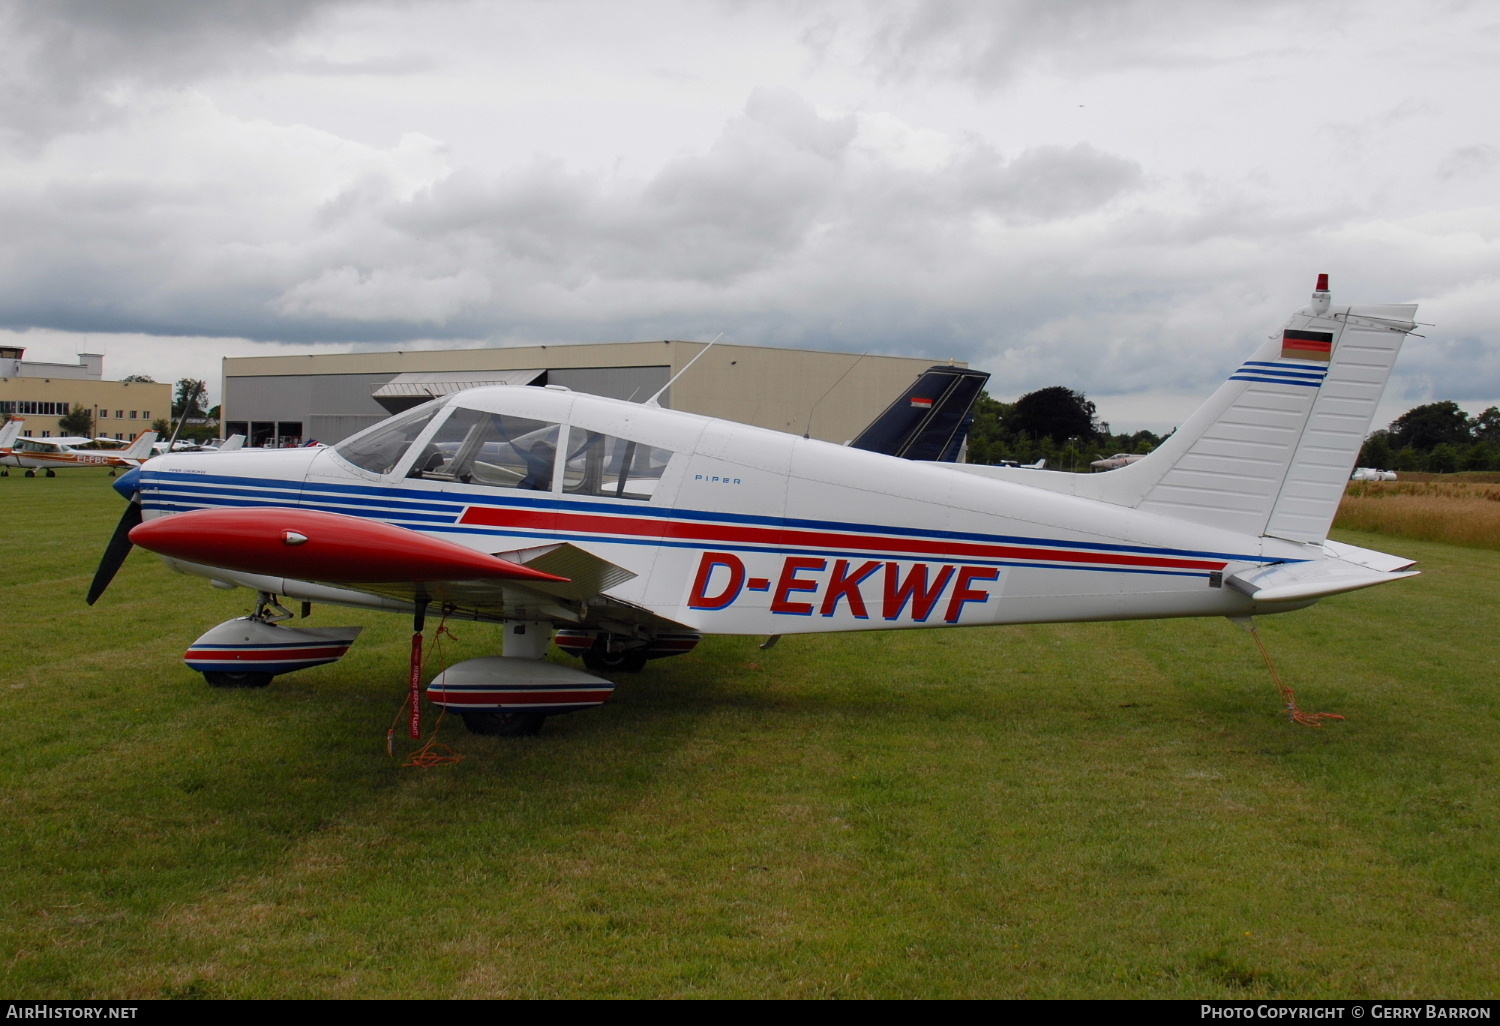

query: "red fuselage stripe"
(457, 506), (1225, 571)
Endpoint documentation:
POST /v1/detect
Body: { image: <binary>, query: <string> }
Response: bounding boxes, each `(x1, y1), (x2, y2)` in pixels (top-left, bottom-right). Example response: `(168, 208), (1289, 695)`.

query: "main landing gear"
(554, 629), (701, 675)
(430, 621), (616, 738)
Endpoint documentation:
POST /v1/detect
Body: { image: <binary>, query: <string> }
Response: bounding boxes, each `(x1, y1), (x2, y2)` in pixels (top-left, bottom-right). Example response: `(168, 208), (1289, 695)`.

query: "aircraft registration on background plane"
(1, 427), (157, 477)
(87, 276), (1420, 737)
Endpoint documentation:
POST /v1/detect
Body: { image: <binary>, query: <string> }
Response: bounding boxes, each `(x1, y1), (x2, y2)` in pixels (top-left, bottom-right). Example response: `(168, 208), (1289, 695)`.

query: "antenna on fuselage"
(643, 334), (722, 408)
(805, 351), (867, 440)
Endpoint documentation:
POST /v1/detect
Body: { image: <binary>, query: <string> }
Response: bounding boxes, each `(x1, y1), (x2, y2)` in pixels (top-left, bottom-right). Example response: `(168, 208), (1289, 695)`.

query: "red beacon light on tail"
(1309, 273), (1331, 316)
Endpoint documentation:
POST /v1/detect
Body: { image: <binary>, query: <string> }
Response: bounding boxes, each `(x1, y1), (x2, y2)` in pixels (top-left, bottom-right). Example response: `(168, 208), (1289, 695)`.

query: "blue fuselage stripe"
(138, 470), (1270, 569)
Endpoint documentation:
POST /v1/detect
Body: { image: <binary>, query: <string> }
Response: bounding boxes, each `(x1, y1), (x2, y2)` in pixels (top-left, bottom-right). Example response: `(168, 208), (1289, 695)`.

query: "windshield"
(332, 402), (443, 476)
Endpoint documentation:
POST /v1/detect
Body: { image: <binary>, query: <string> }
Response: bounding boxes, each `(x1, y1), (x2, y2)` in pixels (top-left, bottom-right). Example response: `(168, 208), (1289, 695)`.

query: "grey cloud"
(853, 0), (1315, 88)
(390, 89), (859, 284)
(0, 0), (370, 141)
(955, 143), (1143, 223)
(377, 89), (1146, 309)
(0, 47), (1491, 412)
(0, 83), (1190, 361)
(1438, 144), (1498, 181)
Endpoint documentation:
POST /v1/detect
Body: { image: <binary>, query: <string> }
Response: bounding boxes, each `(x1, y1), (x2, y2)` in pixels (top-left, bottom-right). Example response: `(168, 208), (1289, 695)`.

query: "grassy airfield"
(2, 470), (1497, 999)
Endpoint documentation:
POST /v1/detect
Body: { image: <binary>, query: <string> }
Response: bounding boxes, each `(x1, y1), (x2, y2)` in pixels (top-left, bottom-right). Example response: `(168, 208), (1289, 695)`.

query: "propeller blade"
(87, 502), (143, 606)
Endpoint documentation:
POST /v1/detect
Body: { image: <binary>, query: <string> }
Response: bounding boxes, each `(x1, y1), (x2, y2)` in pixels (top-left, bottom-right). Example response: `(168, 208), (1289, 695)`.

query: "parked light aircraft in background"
(1091, 453), (1147, 471)
(848, 364), (989, 461)
(151, 434), (247, 457)
(1351, 467), (1398, 482)
(2, 428), (157, 477)
(88, 277), (1419, 737)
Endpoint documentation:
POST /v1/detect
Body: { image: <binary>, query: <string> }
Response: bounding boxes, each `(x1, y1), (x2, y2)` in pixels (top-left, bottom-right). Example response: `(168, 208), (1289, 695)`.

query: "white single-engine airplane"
(3, 428), (157, 477)
(89, 277), (1419, 736)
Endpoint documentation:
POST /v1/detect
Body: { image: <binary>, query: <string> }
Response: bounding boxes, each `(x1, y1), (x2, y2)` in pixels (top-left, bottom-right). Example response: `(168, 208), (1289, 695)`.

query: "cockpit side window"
(406, 407), (561, 491)
(332, 403), (443, 476)
(562, 429), (674, 501)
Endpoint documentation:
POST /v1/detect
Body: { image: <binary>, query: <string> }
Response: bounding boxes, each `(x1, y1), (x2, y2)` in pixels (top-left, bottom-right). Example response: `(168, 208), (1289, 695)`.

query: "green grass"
(3, 470), (1498, 998)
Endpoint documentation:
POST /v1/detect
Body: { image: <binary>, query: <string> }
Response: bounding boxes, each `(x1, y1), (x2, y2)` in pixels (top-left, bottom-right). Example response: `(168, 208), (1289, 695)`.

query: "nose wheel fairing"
(184, 618), (363, 679)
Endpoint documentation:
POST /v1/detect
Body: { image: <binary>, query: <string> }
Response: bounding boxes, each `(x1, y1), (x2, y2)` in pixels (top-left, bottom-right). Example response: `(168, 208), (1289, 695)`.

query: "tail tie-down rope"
(387, 610), (465, 767)
(1232, 617), (1345, 728)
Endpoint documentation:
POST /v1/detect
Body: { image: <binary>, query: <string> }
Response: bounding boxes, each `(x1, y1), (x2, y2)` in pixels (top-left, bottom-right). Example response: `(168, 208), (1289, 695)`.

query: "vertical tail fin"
(0, 417), (22, 449)
(1077, 277), (1416, 543)
(122, 430), (158, 460)
(849, 365), (991, 462)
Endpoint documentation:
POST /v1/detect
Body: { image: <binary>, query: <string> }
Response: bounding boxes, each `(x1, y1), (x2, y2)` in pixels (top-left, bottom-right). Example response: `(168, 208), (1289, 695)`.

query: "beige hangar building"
(220, 341), (967, 448)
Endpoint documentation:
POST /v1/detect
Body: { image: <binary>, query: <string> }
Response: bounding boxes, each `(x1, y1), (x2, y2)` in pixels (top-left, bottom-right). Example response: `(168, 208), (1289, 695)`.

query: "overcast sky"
(1, 0), (1495, 431)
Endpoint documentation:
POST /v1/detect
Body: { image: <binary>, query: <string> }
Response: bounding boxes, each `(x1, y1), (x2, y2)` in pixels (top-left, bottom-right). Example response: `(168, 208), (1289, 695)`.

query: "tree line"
(965, 386), (1498, 476)
(1357, 401), (1500, 474)
(964, 386), (1165, 471)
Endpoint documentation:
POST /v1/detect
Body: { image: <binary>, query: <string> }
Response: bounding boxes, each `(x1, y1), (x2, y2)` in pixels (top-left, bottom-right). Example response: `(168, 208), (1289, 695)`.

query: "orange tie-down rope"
(387, 615), (465, 767)
(1233, 617), (1345, 728)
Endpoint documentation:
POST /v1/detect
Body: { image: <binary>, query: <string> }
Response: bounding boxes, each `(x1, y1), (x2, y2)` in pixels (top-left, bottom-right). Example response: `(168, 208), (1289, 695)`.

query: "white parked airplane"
(89, 276), (1419, 736)
(151, 434), (247, 456)
(1091, 453), (1147, 471)
(2, 428), (156, 477)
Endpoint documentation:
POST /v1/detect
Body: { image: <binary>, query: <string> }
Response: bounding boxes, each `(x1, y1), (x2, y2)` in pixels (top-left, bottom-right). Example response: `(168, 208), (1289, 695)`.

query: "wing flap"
(497, 542), (638, 600)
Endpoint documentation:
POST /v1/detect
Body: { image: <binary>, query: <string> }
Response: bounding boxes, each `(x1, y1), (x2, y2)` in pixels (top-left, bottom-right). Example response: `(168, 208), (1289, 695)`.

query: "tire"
(460, 710), (545, 736)
(582, 644), (647, 674)
(45, 469), (55, 477)
(203, 670), (274, 688)
(24, 470), (35, 478)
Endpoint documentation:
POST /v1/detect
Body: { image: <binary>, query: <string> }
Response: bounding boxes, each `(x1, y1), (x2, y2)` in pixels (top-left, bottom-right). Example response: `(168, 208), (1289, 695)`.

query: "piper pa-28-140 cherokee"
(89, 277), (1419, 737)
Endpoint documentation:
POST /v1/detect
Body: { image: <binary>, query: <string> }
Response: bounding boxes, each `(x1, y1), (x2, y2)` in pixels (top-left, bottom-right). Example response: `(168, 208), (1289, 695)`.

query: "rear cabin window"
(562, 430), (673, 501)
(332, 403), (443, 476)
(406, 407), (561, 491)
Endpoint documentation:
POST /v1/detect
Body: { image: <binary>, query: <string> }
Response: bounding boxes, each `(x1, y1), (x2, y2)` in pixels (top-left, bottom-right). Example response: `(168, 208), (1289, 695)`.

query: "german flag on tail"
(1282, 329), (1334, 361)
